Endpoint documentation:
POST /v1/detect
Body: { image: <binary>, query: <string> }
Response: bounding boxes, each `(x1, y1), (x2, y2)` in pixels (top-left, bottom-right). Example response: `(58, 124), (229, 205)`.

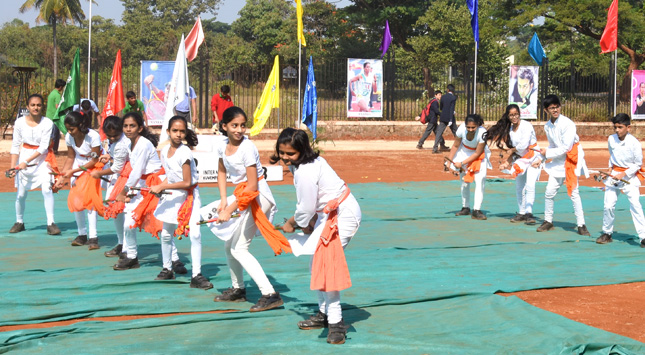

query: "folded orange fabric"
(612, 165), (645, 183)
(174, 185), (195, 238)
(310, 186), (352, 292)
(463, 151), (485, 183)
(68, 162), (105, 216)
(104, 162), (133, 220)
(233, 181), (291, 255)
(564, 142), (579, 196)
(511, 143), (537, 177)
(130, 168), (165, 239)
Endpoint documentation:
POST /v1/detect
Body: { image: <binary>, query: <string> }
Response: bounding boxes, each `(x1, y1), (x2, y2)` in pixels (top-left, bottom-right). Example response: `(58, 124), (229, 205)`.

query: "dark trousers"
(50, 125), (61, 153)
(433, 120), (457, 150)
(418, 122), (440, 147)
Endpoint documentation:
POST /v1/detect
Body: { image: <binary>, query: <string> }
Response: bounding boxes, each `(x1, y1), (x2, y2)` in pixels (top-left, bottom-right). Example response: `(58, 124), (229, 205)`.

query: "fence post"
(93, 56), (99, 127)
(204, 46), (210, 130)
(608, 57), (613, 119)
(465, 63), (472, 116)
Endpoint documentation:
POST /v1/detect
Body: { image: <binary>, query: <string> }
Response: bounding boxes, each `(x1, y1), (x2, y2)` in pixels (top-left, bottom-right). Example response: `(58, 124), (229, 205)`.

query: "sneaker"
(327, 319), (347, 345)
(9, 222), (25, 233)
(214, 287), (247, 302)
(190, 274), (214, 290)
(455, 207), (471, 216)
(596, 233), (613, 244)
(640, 239), (645, 248)
(416, 144), (423, 150)
(87, 238), (99, 250)
(113, 256), (140, 270)
(298, 311), (328, 330)
(577, 225), (591, 237)
(440, 145), (451, 152)
(71, 235), (88, 246)
(510, 213), (526, 223)
(172, 260), (188, 274)
(250, 292), (284, 312)
(471, 210), (487, 220)
(155, 268), (175, 280)
(536, 221), (554, 232)
(104, 244), (123, 257)
(524, 213), (537, 225)
(47, 223), (61, 235)
(432, 149), (440, 154)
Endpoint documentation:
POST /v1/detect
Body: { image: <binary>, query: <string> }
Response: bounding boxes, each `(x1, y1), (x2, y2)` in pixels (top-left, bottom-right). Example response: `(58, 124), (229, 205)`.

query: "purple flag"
(380, 20), (392, 58)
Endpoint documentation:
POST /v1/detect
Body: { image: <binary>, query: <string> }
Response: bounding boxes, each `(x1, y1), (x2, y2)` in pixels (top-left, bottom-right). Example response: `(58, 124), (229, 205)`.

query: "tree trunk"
(620, 53), (645, 102)
(52, 17), (57, 80)
(422, 67), (433, 95)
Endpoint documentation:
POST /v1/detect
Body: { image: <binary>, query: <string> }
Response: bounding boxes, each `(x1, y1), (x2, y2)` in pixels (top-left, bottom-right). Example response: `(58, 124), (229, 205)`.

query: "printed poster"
(140, 61), (175, 126)
(508, 65), (539, 119)
(347, 58), (383, 118)
(631, 70), (645, 119)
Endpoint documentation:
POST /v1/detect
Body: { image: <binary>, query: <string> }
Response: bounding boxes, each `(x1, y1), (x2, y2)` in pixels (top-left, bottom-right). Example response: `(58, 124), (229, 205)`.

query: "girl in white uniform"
(204, 106), (289, 312)
(446, 114), (491, 220)
(273, 128), (362, 345)
(90, 116), (131, 257)
(57, 111), (102, 249)
(151, 116), (212, 289)
(8, 94), (59, 235)
(484, 104), (541, 225)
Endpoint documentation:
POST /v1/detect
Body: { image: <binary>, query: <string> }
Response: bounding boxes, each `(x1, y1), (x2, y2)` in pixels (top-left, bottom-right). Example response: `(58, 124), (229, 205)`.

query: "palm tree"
(19, 0), (86, 79)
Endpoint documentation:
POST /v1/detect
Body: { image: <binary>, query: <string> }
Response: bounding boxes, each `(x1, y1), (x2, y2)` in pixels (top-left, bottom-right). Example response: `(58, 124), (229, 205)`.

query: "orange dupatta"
(130, 168), (165, 239)
(67, 162), (106, 216)
(174, 185), (195, 238)
(511, 143), (538, 178)
(462, 144), (484, 183)
(104, 162), (133, 219)
(564, 142), (580, 196)
(612, 165), (645, 183)
(310, 185), (352, 292)
(22, 143), (60, 176)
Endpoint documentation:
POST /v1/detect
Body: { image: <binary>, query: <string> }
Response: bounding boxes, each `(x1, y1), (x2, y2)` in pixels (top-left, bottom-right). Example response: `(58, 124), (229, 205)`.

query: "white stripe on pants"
(544, 175), (585, 226)
(602, 184), (645, 240)
(460, 168), (486, 210)
(15, 182), (55, 225)
(515, 166), (540, 214)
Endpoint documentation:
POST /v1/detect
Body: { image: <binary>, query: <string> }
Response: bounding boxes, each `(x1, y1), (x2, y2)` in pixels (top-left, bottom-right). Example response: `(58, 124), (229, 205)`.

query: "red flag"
(600, 0), (618, 53)
(185, 17), (205, 62)
(100, 50), (125, 140)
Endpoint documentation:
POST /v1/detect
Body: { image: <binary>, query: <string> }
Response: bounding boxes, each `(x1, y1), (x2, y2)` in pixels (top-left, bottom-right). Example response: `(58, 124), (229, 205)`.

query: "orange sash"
(22, 143), (60, 175)
(462, 144), (484, 183)
(130, 168), (165, 239)
(310, 185), (352, 292)
(564, 142), (579, 196)
(511, 143), (538, 178)
(233, 179), (292, 255)
(612, 165), (645, 183)
(67, 162), (105, 216)
(174, 185), (195, 238)
(104, 162), (133, 219)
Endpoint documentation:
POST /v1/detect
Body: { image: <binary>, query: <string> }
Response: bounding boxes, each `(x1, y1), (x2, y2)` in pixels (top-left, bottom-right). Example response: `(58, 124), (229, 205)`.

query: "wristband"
(80, 166), (88, 172)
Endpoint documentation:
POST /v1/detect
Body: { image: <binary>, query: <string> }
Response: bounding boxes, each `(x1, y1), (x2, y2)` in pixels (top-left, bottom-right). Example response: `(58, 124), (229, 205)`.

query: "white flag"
(160, 34), (190, 143)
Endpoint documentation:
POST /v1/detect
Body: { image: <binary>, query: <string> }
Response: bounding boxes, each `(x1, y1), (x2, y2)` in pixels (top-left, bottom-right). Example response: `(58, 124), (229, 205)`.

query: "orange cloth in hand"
(233, 182), (291, 255)
(310, 185), (352, 292)
(130, 168), (165, 239)
(174, 186), (195, 238)
(104, 162), (132, 220)
(68, 162), (105, 216)
(612, 165), (645, 183)
(463, 151), (485, 183)
(564, 142), (579, 196)
(511, 143), (537, 178)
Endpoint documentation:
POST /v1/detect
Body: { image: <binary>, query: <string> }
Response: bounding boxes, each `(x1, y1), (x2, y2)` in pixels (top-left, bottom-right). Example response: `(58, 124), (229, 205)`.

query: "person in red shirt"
(210, 85), (234, 134)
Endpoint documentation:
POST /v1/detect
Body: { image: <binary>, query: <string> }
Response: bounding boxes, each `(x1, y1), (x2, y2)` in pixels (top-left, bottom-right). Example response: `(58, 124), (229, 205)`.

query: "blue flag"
(466, 0), (479, 48)
(528, 32), (546, 66)
(302, 57), (318, 140)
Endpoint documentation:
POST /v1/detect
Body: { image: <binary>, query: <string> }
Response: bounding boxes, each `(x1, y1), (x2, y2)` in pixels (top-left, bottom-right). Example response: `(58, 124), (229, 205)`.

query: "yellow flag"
(295, 0), (306, 46)
(250, 56), (280, 136)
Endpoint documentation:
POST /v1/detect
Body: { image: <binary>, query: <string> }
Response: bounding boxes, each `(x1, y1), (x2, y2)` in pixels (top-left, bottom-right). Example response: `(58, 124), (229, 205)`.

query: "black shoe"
(172, 260), (188, 274)
(524, 213), (537, 225)
(536, 221), (554, 232)
(577, 225), (591, 237)
(440, 145), (451, 152)
(432, 149), (440, 154)
(471, 210), (487, 220)
(113, 256), (140, 270)
(298, 311), (328, 330)
(455, 207), (471, 216)
(416, 144), (423, 150)
(87, 238), (99, 250)
(71, 235), (88, 246)
(155, 268), (175, 280)
(104, 244), (123, 257)
(641, 239), (645, 248)
(596, 233), (613, 244)
(510, 213), (526, 223)
(327, 319), (347, 345)
(190, 274), (214, 290)
(47, 223), (61, 235)
(9, 222), (25, 233)
(214, 287), (247, 302)
(250, 292), (284, 312)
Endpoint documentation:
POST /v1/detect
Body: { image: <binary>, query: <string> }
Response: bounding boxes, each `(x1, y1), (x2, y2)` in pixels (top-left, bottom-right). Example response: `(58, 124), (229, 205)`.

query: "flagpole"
(473, 42), (477, 113)
(614, 50), (617, 116)
(298, 42), (302, 129)
(87, 0), (92, 99)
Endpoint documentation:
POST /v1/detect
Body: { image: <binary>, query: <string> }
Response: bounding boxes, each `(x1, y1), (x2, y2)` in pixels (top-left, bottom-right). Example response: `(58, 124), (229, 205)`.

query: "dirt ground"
(1, 145), (644, 343)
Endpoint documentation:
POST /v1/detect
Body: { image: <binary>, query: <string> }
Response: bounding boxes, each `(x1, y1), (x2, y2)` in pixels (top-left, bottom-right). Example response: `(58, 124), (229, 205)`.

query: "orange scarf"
(233, 180), (292, 255)
(104, 162), (133, 220)
(67, 162), (105, 216)
(174, 185), (195, 238)
(22, 143), (60, 175)
(564, 142), (579, 196)
(130, 168), (165, 239)
(310, 185), (352, 292)
(612, 165), (645, 183)
(511, 143), (537, 178)
(462, 144), (484, 183)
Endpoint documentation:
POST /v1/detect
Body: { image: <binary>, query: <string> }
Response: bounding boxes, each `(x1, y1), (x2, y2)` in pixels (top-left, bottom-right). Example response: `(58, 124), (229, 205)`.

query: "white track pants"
(544, 175), (585, 226)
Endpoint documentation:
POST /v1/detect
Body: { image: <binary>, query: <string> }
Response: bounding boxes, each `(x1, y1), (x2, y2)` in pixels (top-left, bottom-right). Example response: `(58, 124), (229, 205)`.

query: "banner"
(250, 55), (280, 136)
(508, 65), (539, 119)
(631, 70), (645, 119)
(160, 34), (190, 143)
(140, 60), (175, 126)
(347, 58), (382, 118)
(101, 50), (125, 140)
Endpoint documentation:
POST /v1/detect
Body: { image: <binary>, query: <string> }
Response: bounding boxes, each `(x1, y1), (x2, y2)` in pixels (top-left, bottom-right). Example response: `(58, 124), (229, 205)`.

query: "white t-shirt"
(108, 134), (131, 175)
(125, 137), (162, 188)
(608, 133), (643, 181)
(218, 137), (263, 184)
(65, 129), (101, 166)
(456, 124), (487, 150)
(11, 116), (54, 156)
(160, 144), (198, 185)
(509, 119), (538, 157)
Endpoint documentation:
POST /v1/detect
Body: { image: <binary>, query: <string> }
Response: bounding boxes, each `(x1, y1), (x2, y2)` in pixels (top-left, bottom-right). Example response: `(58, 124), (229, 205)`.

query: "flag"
(466, 0), (479, 48)
(54, 48), (81, 135)
(302, 56), (318, 140)
(185, 17), (205, 62)
(379, 20), (392, 58)
(600, 0), (618, 53)
(295, 0), (306, 46)
(100, 50), (125, 140)
(250, 56), (280, 136)
(160, 34), (190, 142)
(528, 32), (546, 66)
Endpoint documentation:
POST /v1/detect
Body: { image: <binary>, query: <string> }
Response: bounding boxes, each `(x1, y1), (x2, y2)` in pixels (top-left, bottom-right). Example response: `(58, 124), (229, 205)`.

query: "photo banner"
(140, 61), (175, 126)
(347, 58), (383, 118)
(631, 70), (645, 119)
(508, 65), (539, 119)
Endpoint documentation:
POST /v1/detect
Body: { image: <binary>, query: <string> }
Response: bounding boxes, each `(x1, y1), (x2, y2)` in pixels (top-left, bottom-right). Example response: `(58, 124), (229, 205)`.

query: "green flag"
(54, 48), (81, 135)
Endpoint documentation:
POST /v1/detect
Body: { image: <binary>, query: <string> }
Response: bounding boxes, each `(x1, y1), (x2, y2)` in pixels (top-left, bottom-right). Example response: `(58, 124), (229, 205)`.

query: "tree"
(19, 0), (86, 79)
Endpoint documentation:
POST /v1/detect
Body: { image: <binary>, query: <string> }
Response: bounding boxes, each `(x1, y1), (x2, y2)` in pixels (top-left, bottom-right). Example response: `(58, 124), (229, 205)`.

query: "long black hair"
(64, 111), (90, 134)
(167, 115), (198, 148)
(219, 106), (247, 136)
(123, 111), (158, 147)
(269, 128), (319, 167)
(102, 115), (123, 136)
(482, 104), (519, 150)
